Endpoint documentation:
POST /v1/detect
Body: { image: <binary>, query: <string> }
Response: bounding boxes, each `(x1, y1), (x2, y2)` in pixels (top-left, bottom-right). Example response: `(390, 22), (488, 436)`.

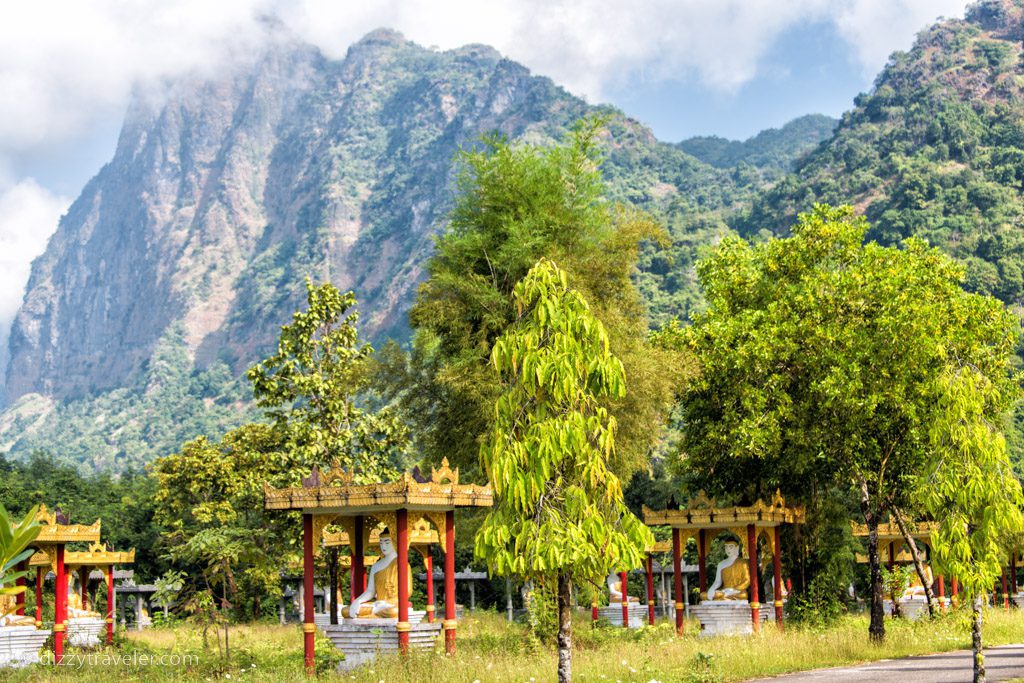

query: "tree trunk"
(329, 548), (339, 625)
(891, 507), (935, 617)
(557, 572), (572, 683)
(972, 594), (985, 683)
(859, 479), (886, 642)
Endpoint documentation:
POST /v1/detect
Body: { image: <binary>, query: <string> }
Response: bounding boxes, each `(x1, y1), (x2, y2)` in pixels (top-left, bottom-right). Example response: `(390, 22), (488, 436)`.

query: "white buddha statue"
(607, 572), (638, 603)
(706, 541), (750, 601)
(342, 534), (411, 619)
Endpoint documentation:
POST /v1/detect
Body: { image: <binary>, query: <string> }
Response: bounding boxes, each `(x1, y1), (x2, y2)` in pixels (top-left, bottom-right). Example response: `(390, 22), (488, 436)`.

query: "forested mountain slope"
(744, 0), (1024, 306)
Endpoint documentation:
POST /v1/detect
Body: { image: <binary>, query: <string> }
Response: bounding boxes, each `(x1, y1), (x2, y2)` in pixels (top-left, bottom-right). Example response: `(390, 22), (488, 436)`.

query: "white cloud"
(834, 0), (973, 78)
(0, 177), (70, 346)
(0, 0), (973, 154)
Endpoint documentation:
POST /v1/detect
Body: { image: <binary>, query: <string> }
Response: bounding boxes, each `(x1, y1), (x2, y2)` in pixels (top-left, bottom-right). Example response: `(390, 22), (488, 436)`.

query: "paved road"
(747, 644), (1024, 682)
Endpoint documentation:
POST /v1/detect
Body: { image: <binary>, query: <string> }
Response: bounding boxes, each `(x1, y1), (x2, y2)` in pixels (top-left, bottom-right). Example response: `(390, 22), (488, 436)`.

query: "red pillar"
(35, 567), (43, 627)
(444, 510), (456, 655)
(1002, 570), (1009, 610)
(620, 571), (629, 628)
(591, 598), (598, 622)
(772, 526), (783, 629)
(396, 509), (410, 654)
(425, 554), (435, 623)
(302, 514), (315, 675)
(672, 528), (683, 636)
(55, 545), (67, 664)
(937, 574), (946, 614)
(107, 567), (115, 645)
(645, 554), (655, 626)
(15, 560), (25, 615)
(952, 577), (960, 607)
(352, 515), (365, 604)
(747, 525), (760, 633)
(697, 530), (707, 596)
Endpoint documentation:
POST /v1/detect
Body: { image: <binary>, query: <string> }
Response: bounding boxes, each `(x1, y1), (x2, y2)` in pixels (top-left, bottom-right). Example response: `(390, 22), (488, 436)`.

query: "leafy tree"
(154, 283), (409, 619)
(680, 204), (1018, 641)
(475, 259), (653, 683)
(923, 365), (1024, 683)
(390, 118), (690, 480)
(248, 280), (408, 482)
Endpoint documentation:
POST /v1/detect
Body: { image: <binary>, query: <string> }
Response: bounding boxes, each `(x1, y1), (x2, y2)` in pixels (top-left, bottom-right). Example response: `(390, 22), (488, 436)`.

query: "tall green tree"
(154, 282), (409, 619)
(249, 280), (408, 482)
(475, 259), (652, 683)
(924, 365), (1023, 683)
(680, 204), (1018, 641)
(389, 118), (690, 479)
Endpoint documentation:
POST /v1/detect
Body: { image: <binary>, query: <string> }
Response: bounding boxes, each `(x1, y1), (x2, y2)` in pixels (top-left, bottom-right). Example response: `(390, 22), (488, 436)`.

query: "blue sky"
(0, 0), (972, 359)
(613, 20), (866, 142)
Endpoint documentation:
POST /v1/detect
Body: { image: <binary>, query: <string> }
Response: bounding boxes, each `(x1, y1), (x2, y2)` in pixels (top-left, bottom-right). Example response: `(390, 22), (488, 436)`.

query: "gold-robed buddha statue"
(341, 533), (412, 619)
(67, 574), (100, 619)
(705, 541), (750, 601)
(0, 594), (36, 627)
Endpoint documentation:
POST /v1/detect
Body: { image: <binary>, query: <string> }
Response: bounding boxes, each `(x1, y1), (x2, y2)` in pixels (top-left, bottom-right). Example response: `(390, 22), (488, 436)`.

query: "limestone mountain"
(0, 29), (834, 471)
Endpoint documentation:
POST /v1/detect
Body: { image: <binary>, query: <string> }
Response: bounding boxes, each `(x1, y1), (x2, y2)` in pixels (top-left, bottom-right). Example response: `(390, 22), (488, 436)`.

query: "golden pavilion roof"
(643, 490), (805, 530)
(31, 505), (101, 546)
(850, 521), (938, 543)
(30, 542), (135, 568)
(264, 458), (492, 514)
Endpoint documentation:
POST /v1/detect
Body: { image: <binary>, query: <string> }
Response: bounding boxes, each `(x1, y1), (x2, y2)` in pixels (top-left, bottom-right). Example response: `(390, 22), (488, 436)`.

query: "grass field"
(5, 608), (1024, 682)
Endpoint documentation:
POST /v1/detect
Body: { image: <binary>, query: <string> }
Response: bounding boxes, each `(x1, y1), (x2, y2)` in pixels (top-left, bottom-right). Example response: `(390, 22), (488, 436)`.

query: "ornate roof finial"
(431, 457), (458, 485)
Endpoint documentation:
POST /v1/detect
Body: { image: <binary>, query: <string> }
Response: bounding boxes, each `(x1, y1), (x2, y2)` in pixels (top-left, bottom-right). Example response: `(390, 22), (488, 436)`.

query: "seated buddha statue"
(706, 541), (750, 601)
(67, 576), (100, 619)
(901, 564), (934, 601)
(0, 594), (36, 627)
(342, 533), (411, 619)
(607, 572), (638, 603)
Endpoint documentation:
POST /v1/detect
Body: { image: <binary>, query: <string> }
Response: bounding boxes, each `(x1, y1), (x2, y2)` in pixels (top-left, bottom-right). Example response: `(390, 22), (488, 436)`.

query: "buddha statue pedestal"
(67, 617), (105, 648)
(1013, 592), (1024, 609)
(324, 619), (441, 670)
(0, 626), (52, 668)
(596, 603), (646, 628)
(692, 601), (766, 637)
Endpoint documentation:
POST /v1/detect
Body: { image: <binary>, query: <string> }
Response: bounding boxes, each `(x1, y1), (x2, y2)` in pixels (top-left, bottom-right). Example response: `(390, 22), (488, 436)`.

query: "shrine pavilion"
(851, 520), (950, 612)
(644, 491), (804, 635)
(264, 458), (491, 673)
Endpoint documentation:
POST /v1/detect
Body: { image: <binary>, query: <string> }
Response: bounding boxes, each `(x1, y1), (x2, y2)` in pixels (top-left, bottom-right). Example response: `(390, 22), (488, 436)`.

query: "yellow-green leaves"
(924, 366), (1024, 599)
(476, 259), (652, 587)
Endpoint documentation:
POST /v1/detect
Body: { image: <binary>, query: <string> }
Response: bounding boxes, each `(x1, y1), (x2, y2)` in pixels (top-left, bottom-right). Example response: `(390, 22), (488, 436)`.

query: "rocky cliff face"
(5, 30), (592, 403)
(0, 30), (831, 470)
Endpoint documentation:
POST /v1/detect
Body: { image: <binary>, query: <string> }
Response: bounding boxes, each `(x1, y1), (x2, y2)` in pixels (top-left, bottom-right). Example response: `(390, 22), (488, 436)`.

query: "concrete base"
(884, 598), (949, 619)
(68, 618), (105, 648)
(323, 620), (441, 670)
(1014, 593), (1024, 609)
(0, 626), (51, 667)
(597, 603), (646, 628)
(692, 601), (760, 637)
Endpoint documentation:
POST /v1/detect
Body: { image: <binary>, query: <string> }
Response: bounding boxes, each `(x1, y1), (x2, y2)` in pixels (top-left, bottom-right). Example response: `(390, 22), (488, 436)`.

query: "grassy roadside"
(5, 608), (1024, 682)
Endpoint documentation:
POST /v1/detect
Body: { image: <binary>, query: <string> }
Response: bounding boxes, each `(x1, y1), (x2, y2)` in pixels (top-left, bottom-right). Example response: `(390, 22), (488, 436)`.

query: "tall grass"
(7, 608), (1024, 682)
